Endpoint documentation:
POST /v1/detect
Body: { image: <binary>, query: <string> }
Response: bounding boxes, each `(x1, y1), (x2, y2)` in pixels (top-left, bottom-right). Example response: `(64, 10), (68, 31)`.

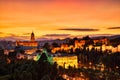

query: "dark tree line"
(0, 51), (65, 80)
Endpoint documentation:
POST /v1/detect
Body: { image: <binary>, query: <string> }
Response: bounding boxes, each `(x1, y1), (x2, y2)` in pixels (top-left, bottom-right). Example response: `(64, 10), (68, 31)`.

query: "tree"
(43, 43), (51, 52)
(52, 42), (59, 47)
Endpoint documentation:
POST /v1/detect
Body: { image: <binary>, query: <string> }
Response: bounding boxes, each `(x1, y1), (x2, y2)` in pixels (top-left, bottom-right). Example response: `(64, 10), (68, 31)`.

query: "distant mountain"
(109, 35), (120, 44)
(0, 37), (25, 41)
(36, 38), (51, 41)
(108, 35), (120, 40)
(0, 37), (18, 41)
(91, 34), (120, 40)
(0, 34), (120, 41)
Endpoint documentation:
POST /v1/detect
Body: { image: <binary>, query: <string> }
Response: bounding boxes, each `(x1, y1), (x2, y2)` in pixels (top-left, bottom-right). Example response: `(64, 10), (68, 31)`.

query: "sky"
(0, 0), (120, 40)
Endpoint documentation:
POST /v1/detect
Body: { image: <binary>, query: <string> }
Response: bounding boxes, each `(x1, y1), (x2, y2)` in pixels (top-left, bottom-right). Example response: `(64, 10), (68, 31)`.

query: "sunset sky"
(0, 0), (120, 40)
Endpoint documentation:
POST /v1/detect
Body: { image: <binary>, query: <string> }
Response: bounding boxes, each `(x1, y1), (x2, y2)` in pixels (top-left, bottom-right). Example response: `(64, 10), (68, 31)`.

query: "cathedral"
(16, 32), (38, 47)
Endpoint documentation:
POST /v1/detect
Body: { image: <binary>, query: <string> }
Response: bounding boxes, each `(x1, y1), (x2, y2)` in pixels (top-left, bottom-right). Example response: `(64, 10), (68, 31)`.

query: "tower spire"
(31, 31), (35, 41)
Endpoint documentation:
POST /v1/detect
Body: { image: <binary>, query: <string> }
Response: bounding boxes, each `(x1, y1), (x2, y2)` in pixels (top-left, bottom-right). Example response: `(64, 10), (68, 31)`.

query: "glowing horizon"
(0, 0), (120, 40)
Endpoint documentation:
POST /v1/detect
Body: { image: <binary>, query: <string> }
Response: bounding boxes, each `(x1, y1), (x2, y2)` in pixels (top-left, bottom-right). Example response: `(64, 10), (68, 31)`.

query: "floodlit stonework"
(16, 32), (38, 47)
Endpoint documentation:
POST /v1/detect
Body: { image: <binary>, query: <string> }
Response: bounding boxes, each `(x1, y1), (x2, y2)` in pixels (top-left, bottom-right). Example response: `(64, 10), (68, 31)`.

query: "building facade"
(16, 32), (38, 47)
(53, 56), (78, 69)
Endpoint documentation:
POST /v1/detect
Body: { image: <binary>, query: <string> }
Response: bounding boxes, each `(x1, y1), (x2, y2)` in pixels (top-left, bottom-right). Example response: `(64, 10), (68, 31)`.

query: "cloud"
(41, 34), (71, 40)
(0, 36), (30, 41)
(22, 33), (31, 35)
(0, 32), (18, 36)
(59, 28), (99, 31)
(0, 32), (4, 34)
(36, 37), (50, 41)
(43, 34), (70, 37)
(8, 33), (18, 36)
(107, 27), (120, 29)
(0, 32), (30, 41)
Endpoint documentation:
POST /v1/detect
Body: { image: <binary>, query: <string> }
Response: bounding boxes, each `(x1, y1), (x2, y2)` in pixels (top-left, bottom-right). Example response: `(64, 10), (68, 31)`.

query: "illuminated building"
(51, 40), (86, 53)
(25, 49), (37, 54)
(93, 37), (109, 45)
(61, 44), (69, 51)
(53, 56), (78, 69)
(51, 47), (61, 53)
(51, 43), (69, 53)
(101, 37), (109, 44)
(75, 40), (85, 48)
(88, 45), (93, 51)
(26, 49), (78, 69)
(31, 31), (35, 41)
(93, 39), (99, 44)
(16, 32), (38, 47)
(118, 45), (120, 52)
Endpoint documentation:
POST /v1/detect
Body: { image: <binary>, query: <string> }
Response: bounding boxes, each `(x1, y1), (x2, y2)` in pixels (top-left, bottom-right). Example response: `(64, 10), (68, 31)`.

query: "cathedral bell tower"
(31, 31), (35, 41)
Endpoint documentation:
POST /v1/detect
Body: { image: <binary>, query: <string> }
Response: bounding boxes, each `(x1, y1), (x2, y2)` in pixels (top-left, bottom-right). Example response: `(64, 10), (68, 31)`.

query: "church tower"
(31, 31), (35, 41)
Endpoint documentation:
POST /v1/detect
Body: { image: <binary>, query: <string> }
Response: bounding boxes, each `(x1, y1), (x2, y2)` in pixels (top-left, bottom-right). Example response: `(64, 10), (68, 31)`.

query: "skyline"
(0, 0), (120, 40)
